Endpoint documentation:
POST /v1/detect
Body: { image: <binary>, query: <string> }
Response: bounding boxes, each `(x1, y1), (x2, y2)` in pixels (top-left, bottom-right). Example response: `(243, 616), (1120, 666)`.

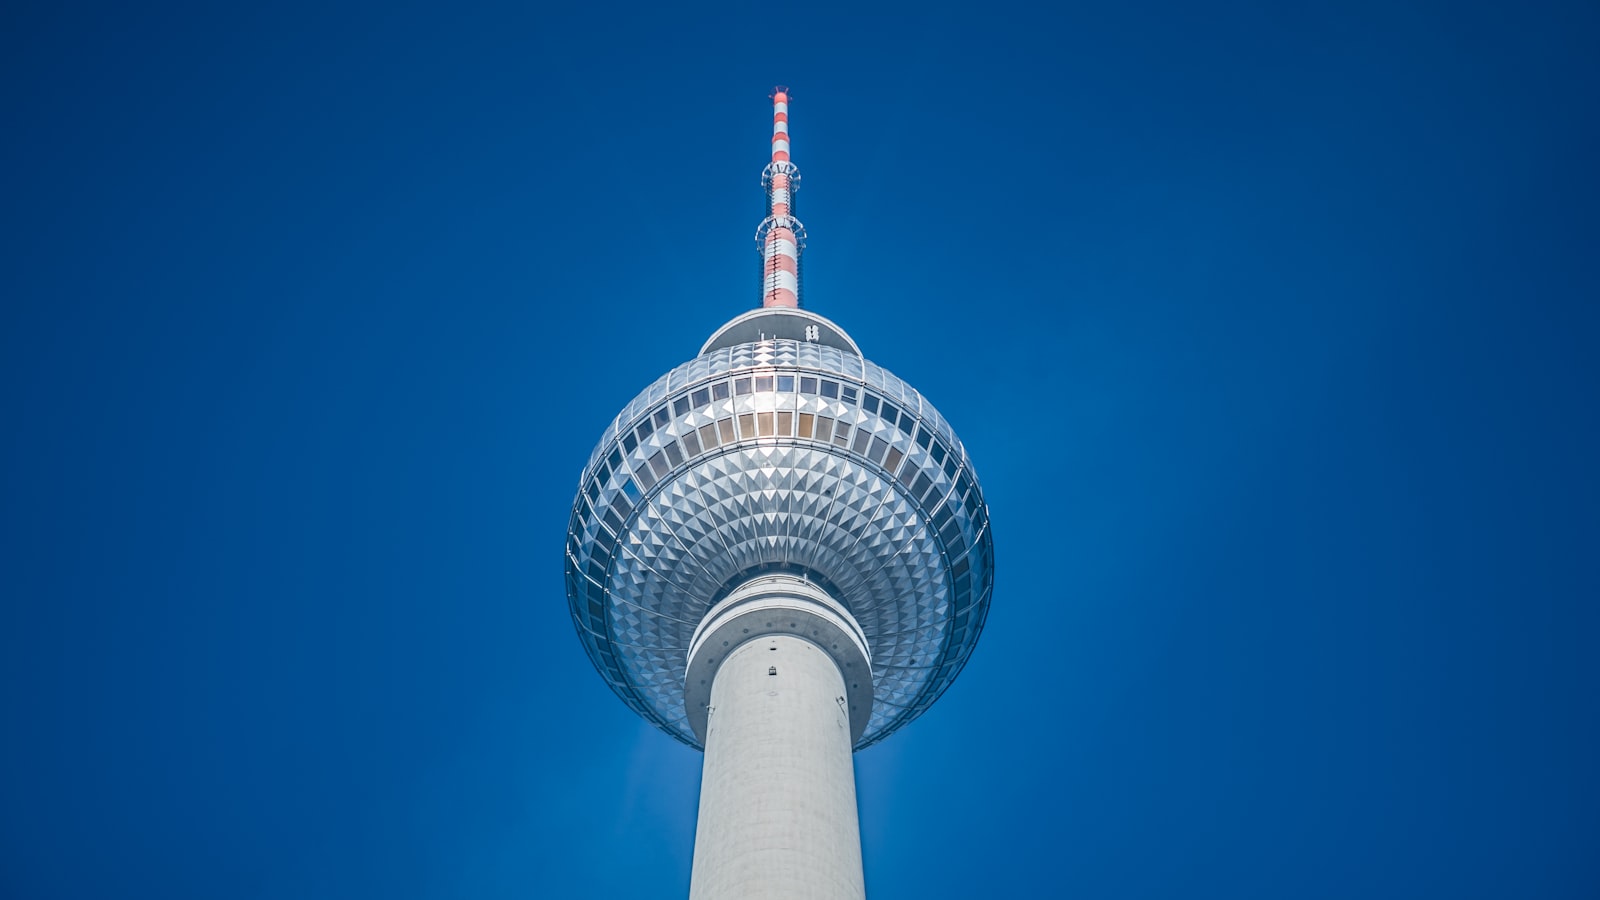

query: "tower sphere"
(564, 306), (995, 749)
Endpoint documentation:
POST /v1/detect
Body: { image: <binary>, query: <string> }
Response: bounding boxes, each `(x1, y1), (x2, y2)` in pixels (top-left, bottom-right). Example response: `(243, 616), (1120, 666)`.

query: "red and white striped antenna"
(756, 87), (805, 308)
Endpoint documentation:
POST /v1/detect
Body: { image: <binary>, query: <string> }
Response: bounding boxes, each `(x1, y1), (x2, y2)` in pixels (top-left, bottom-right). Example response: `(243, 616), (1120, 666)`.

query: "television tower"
(564, 88), (995, 900)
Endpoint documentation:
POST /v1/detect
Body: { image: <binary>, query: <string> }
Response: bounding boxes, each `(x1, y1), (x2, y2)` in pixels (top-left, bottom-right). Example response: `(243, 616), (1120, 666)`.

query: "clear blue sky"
(3, 1), (1597, 898)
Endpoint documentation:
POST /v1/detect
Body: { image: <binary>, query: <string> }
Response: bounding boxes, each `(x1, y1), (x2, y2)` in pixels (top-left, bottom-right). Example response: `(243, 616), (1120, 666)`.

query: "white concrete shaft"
(688, 633), (866, 900)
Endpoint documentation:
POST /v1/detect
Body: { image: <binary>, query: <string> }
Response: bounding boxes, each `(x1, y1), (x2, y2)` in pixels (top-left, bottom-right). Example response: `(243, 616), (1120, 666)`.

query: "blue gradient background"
(3, 2), (1597, 898)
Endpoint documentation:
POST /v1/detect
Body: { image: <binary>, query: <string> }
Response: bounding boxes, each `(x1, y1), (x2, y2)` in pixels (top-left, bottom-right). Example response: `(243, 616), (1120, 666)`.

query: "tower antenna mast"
(757, 87), (805, 308)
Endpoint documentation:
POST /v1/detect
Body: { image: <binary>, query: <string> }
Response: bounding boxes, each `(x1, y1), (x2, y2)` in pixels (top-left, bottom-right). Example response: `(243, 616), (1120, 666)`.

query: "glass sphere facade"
(564, 330), (994, 749)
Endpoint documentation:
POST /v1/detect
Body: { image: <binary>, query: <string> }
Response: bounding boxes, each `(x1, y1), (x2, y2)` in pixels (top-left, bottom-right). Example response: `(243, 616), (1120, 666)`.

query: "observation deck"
(564, 310), (995, 750)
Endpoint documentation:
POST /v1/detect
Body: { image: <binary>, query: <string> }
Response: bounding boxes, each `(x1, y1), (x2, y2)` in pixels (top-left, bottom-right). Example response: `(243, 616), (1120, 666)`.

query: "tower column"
(684, 577), (872, 900)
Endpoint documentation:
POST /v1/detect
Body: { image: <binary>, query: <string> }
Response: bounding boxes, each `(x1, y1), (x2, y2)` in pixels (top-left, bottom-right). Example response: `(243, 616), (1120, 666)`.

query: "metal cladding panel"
(565, 338), (994, 749)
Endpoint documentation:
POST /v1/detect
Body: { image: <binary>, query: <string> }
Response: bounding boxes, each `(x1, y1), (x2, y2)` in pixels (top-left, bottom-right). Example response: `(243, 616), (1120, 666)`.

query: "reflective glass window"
(664, 442), (684, 467)
(832, 421), (850, 446)
(681, 430), (702, 456)
(757, 412), (774, 436)
(910, 471), (933, 500)
(800, 376), (818, 394)
(777, 374), (794, 392)
(842, 386), (858, 403)
(735, 377), (752, 395)
(814, 416), (833, 441)
(738, 413), (755, 438)
(867, 436), (888, 463)
(852, 429), (871, 454)
(881, 401), (899, 422)
(622, 432), (639, 453)
(691, 388), (710, 407)
(915, 426), (933, 449)
(712, 381), (730, 401)
(607, 448), (623, 471)
(699, 423), (720, 449)
(754, 375), (774, 392)
(930, 443), (947, 464)
(586, 480), (600, 501)
(648, 452), (670, 478)
(636, 418), (654, 440)
(653, 407), (671, 427)
(820, 379), (839, 399)
(777, 411), (793, 435)
(718, 418), (736, 444)
(939, 518), (962, 547)
(797, 412), (815, 438)
(898, 414), (915, 436)
(944, 456), (959, 479)
(673, 396), (690, 416)
(863, 395), (880, 415)
(884, 446), (904, 474)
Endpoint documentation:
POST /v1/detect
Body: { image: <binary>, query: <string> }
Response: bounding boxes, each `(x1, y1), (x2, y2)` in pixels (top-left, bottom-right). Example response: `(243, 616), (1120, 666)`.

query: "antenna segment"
(756, 87), (805, 308)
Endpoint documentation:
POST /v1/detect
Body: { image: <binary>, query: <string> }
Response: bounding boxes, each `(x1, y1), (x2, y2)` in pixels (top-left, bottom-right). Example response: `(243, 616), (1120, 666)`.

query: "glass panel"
(777, 411), (793, 435)
(718, 418), (736, 444)
(754, 375), (774, 392)
(622, 432), (639, 453)
(915, 426), (933, 449)
(820, 379), (839, 399)
(884, 446), (904, 474)
(699, 423), (720, 448)
(867, 436), (888, 463)
(636, 418), (654, 440)
(800, 376), (818, 394)
(842, 386), (858, 403)
(673, 396), (690, 416)
(691, 388), (709, 407)
(898, 414), (915, 436)
(814, 416), (832, 441)
(738, 413), (755, 438)
(735, 377), (752, 395)
(653, 407), (671, 427)
(852, 428), (871, 454)
(863, 395), (880, 415)
(681, 430), (702, 456)
(777, 374), (794, 392)
(757, 412), (774, 436)
(712, 381), (729, 401)
(832, 421), (850, 446)
(881, 401), (899, 422)
(648, 451), (670, 477)
(931, 442), (946, 464)
(664, 442), (684, 467)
